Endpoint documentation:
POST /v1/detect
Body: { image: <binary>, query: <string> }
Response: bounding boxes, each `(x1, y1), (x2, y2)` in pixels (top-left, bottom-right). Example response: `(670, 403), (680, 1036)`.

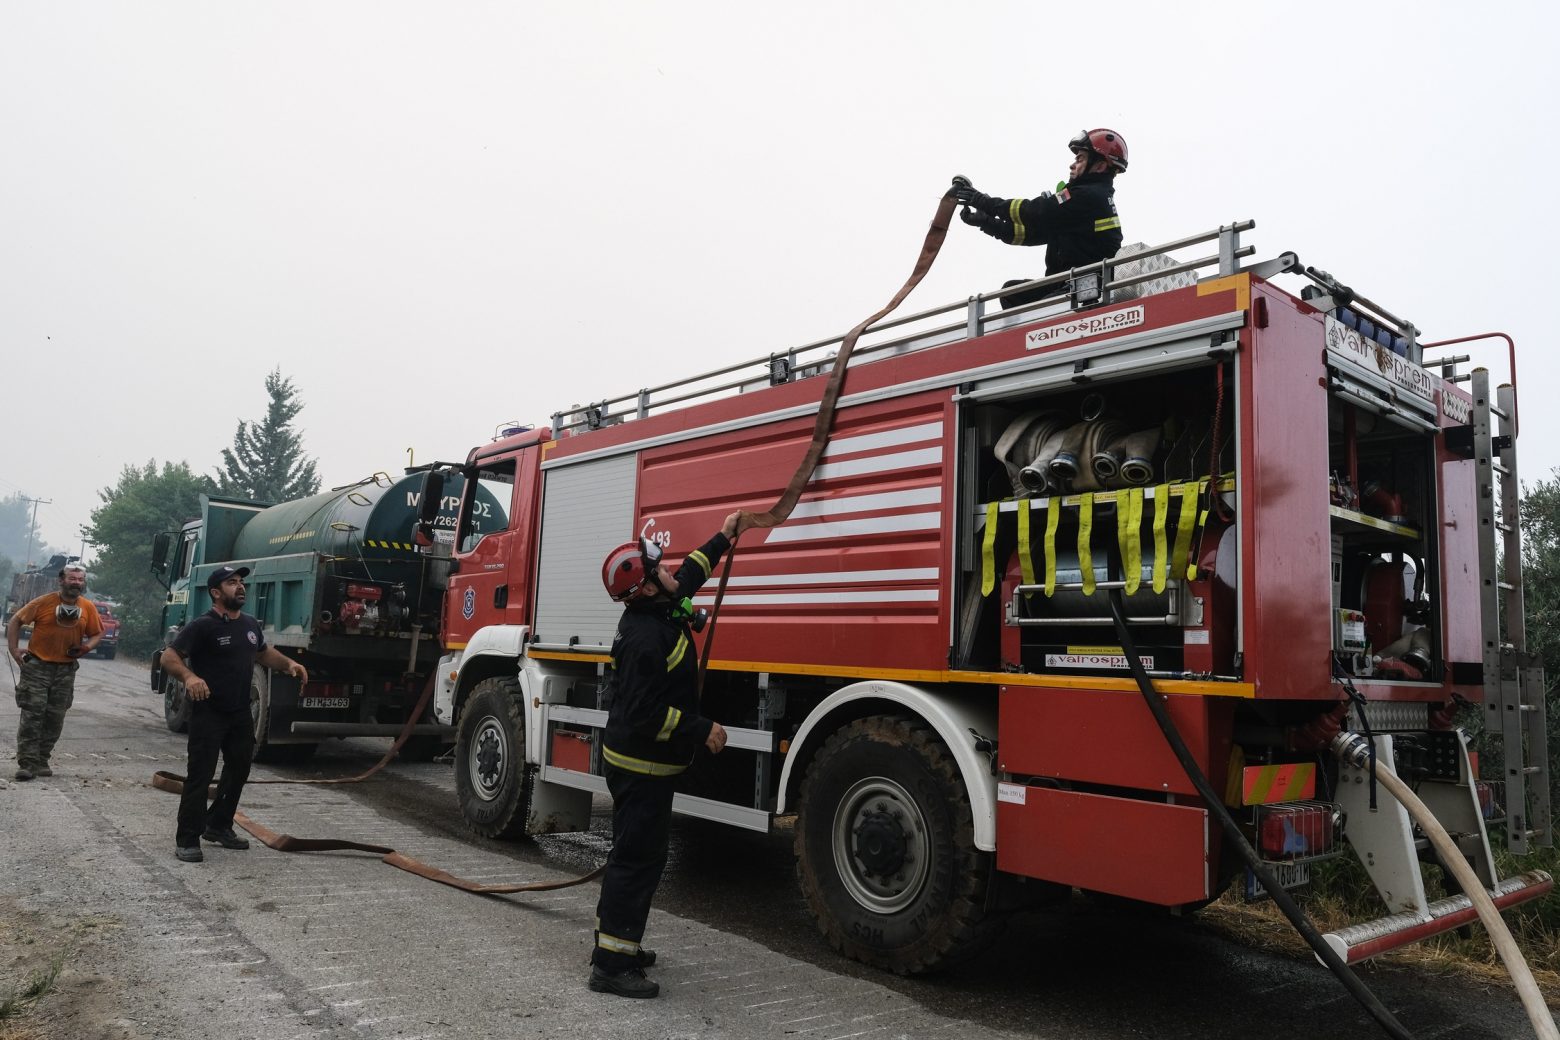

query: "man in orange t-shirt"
(6, 563), (102, 780)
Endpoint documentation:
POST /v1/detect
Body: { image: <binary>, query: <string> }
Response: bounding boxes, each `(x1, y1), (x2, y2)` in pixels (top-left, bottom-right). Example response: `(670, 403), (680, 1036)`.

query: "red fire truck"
(419, 222), (1551, 973)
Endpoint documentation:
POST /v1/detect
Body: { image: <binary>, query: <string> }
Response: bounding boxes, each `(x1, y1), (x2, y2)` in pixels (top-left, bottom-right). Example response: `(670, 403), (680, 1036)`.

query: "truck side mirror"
(150, 533), (172, 588)
(413, 470), (446, 547)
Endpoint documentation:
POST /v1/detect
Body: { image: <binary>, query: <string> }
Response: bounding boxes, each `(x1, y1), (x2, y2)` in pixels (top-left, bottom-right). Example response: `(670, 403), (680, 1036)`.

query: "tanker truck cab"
(433, 428), (545, 728)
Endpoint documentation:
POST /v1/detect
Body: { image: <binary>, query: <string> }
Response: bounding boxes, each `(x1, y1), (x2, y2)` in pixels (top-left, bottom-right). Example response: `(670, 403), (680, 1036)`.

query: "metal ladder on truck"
(1469, 366), (1552, 855)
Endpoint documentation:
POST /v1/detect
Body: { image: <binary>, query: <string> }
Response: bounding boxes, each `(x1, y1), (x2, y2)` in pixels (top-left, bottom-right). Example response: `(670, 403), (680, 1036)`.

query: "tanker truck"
(149, 472), (505, 762)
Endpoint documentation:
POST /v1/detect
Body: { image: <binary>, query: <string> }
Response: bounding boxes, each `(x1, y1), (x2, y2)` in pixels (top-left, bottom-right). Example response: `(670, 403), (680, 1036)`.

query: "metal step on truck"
(420, 221), (1550, 974)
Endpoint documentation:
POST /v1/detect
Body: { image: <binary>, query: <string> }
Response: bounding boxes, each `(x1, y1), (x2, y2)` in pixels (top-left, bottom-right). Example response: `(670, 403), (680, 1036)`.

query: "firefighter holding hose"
(954, 128), (1128, 306)
(591, 511), (742, 998)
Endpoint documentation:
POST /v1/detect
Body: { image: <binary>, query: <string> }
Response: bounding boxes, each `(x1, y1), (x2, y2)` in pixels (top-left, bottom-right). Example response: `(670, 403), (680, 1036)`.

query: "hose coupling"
(1331, 732), (1372, 769)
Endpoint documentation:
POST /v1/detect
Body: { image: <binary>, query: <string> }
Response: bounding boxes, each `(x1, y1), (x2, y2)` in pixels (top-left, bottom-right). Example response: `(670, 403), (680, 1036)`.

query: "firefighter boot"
(589, 965), (659, 999)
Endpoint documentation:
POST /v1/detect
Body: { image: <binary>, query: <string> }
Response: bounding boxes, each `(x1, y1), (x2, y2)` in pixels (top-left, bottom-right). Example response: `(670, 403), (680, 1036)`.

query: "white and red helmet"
(1069, 128), (1128, 173)
(601, 538), (664, 602)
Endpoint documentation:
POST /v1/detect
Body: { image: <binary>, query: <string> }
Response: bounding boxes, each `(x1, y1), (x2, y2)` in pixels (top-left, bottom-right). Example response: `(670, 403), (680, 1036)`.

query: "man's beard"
(217, 591), (245, 612)
(60, 587), (82, 601)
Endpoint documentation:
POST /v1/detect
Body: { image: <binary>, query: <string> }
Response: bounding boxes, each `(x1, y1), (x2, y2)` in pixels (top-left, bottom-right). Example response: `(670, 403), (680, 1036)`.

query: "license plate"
(300, 696), (350, 709)
(1244, 861), (1310, 901)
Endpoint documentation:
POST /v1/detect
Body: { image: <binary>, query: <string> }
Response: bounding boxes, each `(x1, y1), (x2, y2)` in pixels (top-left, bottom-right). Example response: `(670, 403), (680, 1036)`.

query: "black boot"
(588, 965), (659, 999)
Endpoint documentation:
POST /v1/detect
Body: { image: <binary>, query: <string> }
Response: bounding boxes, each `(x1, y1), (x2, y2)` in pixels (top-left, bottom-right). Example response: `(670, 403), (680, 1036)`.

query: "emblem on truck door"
(462, 586), (476, 620)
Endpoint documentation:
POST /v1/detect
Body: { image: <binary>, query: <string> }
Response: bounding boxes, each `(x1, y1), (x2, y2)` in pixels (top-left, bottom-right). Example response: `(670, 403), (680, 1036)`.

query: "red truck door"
(445, 445), (542, 647)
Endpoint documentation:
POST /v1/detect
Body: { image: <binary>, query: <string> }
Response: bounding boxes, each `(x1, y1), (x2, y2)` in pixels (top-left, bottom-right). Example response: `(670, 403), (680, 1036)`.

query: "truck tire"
(795, 715), (999, 974)
(454, 677), (529, 840)
(250, 666), (317, 764)
(99, 646), (117, 660)
(163, 676), (191, 734)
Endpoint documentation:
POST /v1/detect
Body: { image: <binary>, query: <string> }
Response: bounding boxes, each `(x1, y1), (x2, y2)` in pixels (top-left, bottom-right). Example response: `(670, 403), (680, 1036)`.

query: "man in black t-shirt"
(159, 566), (309, 863)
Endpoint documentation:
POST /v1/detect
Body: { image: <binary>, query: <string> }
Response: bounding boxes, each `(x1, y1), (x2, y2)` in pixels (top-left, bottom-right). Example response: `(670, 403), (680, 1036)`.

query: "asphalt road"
(0, 655), (1544, 1040)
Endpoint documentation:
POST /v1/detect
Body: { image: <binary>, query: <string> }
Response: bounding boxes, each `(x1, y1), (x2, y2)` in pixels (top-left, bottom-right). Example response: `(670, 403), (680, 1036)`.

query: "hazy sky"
(3, 2), (1556, 559)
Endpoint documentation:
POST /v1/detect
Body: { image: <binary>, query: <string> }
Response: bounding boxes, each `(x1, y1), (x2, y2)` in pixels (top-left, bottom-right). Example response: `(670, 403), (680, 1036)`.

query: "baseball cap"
(206, 565), (251, 590)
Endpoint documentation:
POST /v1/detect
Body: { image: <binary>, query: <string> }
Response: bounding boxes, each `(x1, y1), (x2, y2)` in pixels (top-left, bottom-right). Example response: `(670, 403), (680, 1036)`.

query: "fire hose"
(152, 673), (604, 893)
(698, 186), (961, 684)
(1331, 732), (1559, 1040)
(147, 186), (964, 893)
(1112, 591), (1560, 1039)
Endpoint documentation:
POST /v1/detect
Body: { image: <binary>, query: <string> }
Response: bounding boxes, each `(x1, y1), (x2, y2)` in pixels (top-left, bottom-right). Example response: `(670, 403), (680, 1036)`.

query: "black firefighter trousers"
(176, 705), (255, 849)
(593, 765), (676, 971)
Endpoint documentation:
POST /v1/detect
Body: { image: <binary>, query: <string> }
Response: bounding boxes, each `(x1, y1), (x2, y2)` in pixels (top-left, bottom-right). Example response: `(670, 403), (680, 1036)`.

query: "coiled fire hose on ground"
(1331, 733), (1560, 1040)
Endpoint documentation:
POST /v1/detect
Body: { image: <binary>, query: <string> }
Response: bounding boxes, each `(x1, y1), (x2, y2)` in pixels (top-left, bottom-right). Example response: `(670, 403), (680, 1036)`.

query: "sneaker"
(36, 766), (52, 777)
(175, 846), (204, 863)
(14, 768), (33, 781)
(202, 828), (251, 850)
(588, 966), (659, 999)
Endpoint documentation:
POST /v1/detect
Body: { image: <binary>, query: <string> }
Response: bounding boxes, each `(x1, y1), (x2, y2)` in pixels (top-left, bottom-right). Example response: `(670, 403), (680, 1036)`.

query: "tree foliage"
(1518, 468), (1560, 808)
(212, 369), (321, 503)
(0, 492), (68, 571)
(83, 460), (212, 658)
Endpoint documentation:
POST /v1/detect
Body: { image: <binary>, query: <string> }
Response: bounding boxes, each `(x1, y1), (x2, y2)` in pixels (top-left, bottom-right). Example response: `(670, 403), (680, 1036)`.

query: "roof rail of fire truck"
(550, 219), (1395, 437)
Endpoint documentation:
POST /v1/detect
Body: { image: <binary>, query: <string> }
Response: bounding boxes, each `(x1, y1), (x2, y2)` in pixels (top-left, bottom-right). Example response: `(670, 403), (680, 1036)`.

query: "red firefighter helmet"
(1069, 128), (1128, 173)
(601, 538), (664, 602)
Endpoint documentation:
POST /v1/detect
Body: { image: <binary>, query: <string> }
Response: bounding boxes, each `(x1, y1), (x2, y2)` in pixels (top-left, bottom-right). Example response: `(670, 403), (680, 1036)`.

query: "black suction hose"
(1107, 591), (1415, 1040)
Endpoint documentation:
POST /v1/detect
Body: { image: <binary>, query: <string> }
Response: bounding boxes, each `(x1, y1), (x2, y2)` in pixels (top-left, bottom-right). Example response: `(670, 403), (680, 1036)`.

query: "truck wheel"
(163, 676), (191, 734)
(100, 646), (117, 660)
(250, 666), (317, 764)
(455, 677), (529, 839)
(795, 715), (998, 974)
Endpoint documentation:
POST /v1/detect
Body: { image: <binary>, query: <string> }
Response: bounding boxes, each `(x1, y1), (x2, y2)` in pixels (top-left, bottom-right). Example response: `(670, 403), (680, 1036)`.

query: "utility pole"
(21, 496), (50, 571)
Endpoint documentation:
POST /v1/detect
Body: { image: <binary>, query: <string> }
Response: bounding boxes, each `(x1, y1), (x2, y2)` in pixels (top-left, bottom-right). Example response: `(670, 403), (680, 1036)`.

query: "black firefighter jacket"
(602, 530), (731, 776)
(965, 169), (1123, 275)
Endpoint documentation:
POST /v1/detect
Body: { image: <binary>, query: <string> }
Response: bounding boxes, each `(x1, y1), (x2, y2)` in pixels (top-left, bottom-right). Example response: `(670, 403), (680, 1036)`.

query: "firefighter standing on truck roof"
(954, 128), (1127, 307)
(591, 512), (741, 999)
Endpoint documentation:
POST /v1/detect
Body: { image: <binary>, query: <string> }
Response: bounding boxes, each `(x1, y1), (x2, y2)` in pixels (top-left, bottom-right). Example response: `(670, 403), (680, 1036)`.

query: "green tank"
(230, 473), (502, 560)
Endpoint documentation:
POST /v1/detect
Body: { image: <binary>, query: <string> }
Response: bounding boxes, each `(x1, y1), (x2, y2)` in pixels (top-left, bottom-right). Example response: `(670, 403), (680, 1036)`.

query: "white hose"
(1349, 743), (1558, 1040)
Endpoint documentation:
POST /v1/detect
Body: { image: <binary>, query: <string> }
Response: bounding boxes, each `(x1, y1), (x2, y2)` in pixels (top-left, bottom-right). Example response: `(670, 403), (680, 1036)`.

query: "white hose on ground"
(1338, 735), (1559, 1040)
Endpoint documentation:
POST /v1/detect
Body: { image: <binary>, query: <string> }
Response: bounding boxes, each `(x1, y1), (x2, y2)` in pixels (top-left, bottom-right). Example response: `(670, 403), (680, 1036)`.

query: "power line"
(21, 496), (51, 570)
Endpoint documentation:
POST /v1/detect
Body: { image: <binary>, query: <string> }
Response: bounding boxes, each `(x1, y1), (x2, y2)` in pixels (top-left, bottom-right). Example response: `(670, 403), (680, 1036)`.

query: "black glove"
(959, 205), (986, 227)
(952, 181), (977, 205)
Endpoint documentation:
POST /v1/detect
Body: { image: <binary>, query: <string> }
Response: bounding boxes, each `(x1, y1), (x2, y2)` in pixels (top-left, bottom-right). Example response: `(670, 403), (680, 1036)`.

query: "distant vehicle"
(91, 598), (120, 660)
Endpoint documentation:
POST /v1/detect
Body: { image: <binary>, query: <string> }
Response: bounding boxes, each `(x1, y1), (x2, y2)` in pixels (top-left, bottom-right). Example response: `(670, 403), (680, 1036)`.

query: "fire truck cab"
(429, 221), (1550, 973)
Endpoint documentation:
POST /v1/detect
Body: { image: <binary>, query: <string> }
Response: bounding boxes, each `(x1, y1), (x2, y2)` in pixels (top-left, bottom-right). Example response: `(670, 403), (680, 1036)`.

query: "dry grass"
(1202, 855), (1560, 1001)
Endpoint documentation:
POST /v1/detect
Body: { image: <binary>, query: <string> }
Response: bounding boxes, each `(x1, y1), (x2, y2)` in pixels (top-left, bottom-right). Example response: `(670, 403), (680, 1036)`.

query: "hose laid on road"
(1332, 733), (1560, 1040)
(1107, 591), (1417, 1040)
(151, 674), (603, 894)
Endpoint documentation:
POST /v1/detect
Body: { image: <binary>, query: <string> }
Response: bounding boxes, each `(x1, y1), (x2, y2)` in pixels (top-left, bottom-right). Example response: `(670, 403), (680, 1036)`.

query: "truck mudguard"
(435, 625), (529, 725)
(776, 679), (999, 851)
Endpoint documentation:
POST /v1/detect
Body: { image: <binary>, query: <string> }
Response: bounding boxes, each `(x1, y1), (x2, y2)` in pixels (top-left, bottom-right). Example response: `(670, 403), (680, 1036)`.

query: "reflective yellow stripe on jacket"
(687, 550), (712, 577)
(603, 746), (687, 776)
(655, 706), (682, 742)
(1010, 198), (1027, 245)
(1094, 216), (1120, 232)
(666, 633), (689, 671)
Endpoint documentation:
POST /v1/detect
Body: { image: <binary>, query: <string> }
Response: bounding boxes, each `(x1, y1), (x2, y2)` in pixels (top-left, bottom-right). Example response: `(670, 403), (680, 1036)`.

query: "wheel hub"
(832, 777), (932, 913)
(471, 718), (507, 801)
(854, 810), (908, 875)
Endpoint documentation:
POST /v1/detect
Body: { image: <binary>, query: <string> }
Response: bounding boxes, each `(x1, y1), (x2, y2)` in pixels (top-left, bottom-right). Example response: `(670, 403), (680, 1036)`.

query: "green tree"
(213, 369), (321, 503)
(1518, 470), (1560, 817)
(84, 460), (212, 658)
(0, 492), (68, 570)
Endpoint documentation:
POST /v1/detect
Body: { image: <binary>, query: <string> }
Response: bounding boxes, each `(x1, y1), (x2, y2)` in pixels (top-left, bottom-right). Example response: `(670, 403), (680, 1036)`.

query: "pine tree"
(214, 369), (322, 503)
